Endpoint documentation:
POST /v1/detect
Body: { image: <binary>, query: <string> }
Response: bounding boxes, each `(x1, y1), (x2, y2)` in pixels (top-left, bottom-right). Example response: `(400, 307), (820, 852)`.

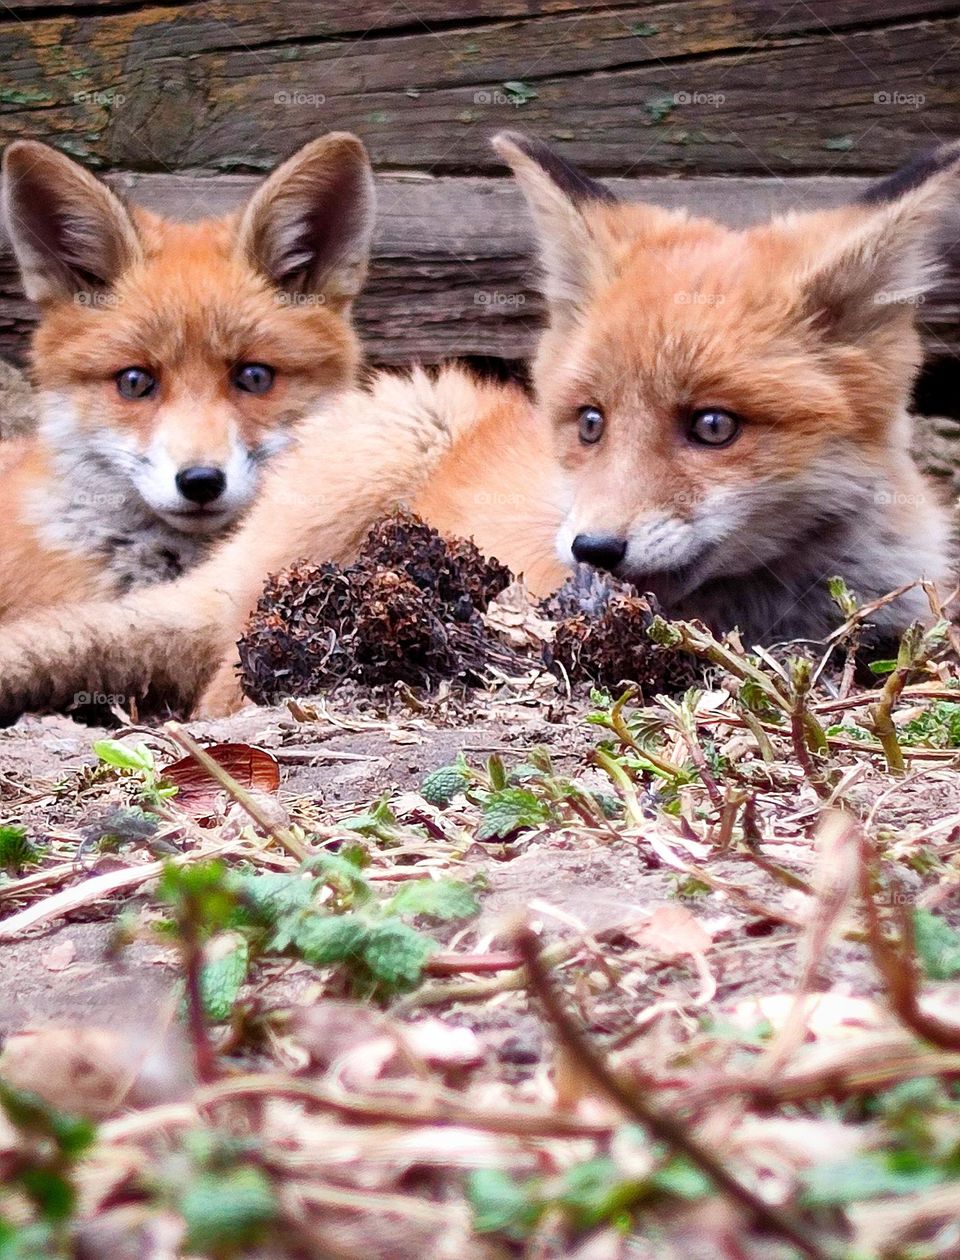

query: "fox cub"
(0, 133), (374, 619)
(420, 134), (958, 646)
(0, 134), (955, 721)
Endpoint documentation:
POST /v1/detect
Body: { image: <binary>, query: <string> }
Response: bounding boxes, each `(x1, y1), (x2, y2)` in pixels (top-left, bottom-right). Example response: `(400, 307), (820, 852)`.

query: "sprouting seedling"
(0, 823), (44, 877)
(93, 738), (177, 805)
(421, 748), (617, 840)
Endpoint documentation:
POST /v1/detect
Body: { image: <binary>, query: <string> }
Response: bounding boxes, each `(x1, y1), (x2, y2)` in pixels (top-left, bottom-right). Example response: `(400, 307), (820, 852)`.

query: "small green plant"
(154, 853), (481, 1036)
(0, 825), (43, 877)
(899, 700), (960, 748)
(93, 739), (177, 805)
(0, 1082), (97, 1256)
(420, 748), (616, 841)
(468, 1140), (709, 1241)
(913, 909), (960, 980)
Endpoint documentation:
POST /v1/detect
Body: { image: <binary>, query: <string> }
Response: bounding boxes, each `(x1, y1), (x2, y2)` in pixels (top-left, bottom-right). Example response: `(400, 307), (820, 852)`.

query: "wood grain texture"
(1, 172), (957, 366)
(1, 2), (956, 174)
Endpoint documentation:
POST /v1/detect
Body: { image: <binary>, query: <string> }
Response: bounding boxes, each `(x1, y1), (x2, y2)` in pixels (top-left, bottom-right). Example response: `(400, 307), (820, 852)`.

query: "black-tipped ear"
(859, 140), (960, 206)
(802, 149), (960, 342)
(493, 132), (617, 206)
(492, 132), (618, 321)
(236, 132), (375, 313)
(2, 140), (141, 305)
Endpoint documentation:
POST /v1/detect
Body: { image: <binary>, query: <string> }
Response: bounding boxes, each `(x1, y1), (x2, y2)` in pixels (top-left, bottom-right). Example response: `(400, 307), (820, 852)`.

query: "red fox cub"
(0, 134), (955, 721)
(419, 135), (957, 646)
(0, 133), (374, 620)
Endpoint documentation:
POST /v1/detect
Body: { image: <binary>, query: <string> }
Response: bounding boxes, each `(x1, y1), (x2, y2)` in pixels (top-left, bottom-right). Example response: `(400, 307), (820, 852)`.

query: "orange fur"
(0, 135), (956, 720)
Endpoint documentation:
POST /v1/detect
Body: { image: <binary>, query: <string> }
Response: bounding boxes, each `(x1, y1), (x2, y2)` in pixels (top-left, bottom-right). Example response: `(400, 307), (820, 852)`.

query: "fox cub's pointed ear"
(801, 143), (960, 341)
(2, 141), (141, 305)
(493, 132), (617, 320)
(237, 133), (375, 312)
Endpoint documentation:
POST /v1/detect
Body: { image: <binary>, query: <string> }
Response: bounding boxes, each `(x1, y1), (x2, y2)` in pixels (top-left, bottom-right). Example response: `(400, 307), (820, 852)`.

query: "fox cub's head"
(495, 132), (959, 611)
(2, 134), (374, 533)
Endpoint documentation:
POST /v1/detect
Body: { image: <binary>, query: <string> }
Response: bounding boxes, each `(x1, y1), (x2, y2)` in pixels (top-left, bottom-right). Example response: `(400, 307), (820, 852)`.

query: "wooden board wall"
(1, 1), (958, 369)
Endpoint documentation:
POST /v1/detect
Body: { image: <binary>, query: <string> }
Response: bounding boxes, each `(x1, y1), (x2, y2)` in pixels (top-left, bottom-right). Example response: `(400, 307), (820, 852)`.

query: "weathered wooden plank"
(1, 172), (958, 367)
(1, 4), (956, 173)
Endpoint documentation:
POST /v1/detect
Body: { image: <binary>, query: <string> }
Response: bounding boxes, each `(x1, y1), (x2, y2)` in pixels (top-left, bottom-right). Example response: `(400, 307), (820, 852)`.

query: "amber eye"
(233, 362), (275, 395)
(577, 405), (605, 445)
(689, 408), (741, 447)
(116, 367), (156, 400)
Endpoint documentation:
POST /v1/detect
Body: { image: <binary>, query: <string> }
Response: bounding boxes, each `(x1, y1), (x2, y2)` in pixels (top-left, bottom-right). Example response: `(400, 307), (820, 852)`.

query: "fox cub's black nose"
(571, 533), (627, 572)
(176, 466), (227, 505)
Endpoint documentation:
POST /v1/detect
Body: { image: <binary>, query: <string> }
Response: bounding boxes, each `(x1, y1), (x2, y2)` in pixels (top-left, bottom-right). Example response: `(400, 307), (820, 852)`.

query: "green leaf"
(339, 795), (398, 838)
(650, 1156), (712, 1200)
(362, 919), (435, 987)
(0, 1222), (59, 1260)
(287, 914), (368, 966)
(487, 754), (507, 790)
(200, 935), (249, 1022)
(900, 701), (960, 748)
(420, 764), (469, 806)
(913, 909), (960, 980)
(643, 90), (675, 123)
(308, 851), (374, 903)
(386, 878), (479, 922)
(868, 659), (897, 676)
(559, 1157), (643, 1228)
(93, 739), (153, 772)
(800, 1152), (944, 1207)
(478, 788), (551, 841)
(631, 21), (659, 36)
(468, 1168), (542, 1238)
(0, 826), (42, 875)
(17, 1170), (74, 1223)
(158, 860), (236, 935)
(230, 871), (315, 926)
(0, 1082), (95, 1157)
(180, 1166), (277, 1252)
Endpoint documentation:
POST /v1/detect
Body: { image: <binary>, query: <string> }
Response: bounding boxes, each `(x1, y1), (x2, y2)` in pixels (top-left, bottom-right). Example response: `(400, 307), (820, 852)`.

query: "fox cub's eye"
(233, 363), (275, 395)
(116, 367), (157, 400)
(577, 405), (605, 445)
(689, 408), (740, 447)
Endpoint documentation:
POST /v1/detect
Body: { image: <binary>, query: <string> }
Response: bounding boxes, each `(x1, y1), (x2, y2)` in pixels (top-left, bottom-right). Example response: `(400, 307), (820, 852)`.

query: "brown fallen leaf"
(162, 742), (280, 817)
(0, 1023), (193, 1118)
(633, 904), (714, 959)
(41, 937), (77, 972)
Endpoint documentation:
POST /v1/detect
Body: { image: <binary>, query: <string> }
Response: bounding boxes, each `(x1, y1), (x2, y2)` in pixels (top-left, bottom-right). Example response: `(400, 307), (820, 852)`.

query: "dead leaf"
(400, 1019), (484, 1069)
(633, 905), (714, 959)
(484, 580), (556, 648)
(162, 742), (280, 817)
(41, 938), (77, 971)
(0, 1023), (192, 1118)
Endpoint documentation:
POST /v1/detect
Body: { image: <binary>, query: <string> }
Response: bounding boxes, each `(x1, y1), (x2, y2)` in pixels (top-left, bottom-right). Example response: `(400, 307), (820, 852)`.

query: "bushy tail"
(0, 369), (483, 722)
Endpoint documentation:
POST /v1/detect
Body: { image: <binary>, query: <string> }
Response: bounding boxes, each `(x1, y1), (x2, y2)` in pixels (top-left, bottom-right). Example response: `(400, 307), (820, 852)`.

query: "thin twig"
(0, 843), (235, 941)
(514, 924), (830, 1260)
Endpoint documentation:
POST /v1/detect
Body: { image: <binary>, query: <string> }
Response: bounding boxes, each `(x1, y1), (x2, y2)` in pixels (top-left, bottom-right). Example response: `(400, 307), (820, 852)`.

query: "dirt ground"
(2, 657), (960, 1259)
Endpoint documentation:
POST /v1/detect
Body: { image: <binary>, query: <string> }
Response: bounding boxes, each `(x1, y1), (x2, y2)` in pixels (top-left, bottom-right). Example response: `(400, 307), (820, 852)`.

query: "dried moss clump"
(238, 512), (519, 703)
(542, 566), (704, 694)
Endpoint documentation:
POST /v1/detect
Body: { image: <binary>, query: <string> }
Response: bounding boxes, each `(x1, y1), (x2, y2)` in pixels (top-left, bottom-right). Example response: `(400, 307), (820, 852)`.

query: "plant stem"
(514, 924), (831, 1260)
